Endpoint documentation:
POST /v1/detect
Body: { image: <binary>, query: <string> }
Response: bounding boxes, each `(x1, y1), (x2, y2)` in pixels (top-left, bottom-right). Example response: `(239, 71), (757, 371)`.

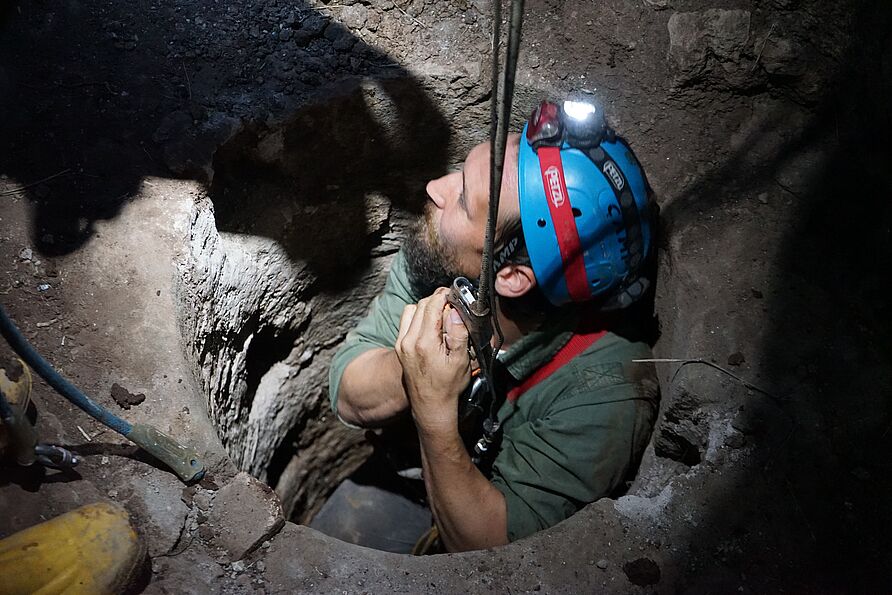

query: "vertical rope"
(479, 1), (524, 339)
(476, 0), (502, 316)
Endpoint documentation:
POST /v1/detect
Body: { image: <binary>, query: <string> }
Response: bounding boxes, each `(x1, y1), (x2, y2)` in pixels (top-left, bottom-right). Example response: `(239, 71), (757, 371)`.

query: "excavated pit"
(172, 79), (701, 540)
(175, 78), (458, 524)
(3, 0), (889, 590)
(166, 2), (892, 577)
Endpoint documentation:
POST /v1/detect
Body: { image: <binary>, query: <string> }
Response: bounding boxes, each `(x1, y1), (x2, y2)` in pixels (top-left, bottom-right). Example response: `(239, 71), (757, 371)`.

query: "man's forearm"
(337, 348), (409, 427)
(417, 420), (509, 552)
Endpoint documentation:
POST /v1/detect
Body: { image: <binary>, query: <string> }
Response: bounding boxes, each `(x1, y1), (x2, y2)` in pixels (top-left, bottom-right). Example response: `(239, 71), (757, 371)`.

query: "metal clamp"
(35, 443), (80, 469)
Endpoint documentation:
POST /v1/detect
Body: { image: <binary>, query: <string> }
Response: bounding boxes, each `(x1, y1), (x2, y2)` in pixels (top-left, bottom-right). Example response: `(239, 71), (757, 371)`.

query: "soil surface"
(2, 0), (892, 593)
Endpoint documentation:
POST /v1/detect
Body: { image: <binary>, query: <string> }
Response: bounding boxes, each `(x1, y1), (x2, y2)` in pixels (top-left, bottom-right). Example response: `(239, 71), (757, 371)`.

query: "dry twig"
(76, 425), (92, 442)
(752, 22), (777, 72)
(393, 2), (428, 29)
(182, 63), (192, 101)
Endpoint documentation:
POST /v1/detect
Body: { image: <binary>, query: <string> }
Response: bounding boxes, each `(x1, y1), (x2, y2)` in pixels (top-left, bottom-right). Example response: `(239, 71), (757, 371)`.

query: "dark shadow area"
(0, 1), (451, 269)
(657, 1), (892, 589)
(0, 460), (82, 491)
(244, 323), (302, 411)
(207, 74), (451, 291)
(307, 431), (431, 554)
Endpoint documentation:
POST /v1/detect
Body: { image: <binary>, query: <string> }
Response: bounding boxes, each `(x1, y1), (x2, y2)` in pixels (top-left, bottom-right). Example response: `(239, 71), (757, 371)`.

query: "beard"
(404, 204), (466, 297)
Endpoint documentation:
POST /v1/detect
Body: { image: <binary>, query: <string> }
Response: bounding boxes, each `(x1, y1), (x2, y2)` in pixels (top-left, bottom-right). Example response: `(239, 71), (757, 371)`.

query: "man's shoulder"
(520, 331), (657, 413)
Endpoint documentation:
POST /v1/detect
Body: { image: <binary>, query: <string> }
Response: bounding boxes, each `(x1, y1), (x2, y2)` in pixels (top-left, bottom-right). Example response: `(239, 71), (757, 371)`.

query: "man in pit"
(327, 99), (660, 552)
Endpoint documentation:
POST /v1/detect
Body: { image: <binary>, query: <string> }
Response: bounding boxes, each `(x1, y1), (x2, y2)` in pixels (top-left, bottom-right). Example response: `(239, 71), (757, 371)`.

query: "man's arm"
(395, 289), (508, 551)
(417, 417), (509, 551)
(329, 250), (419, 427)
(336, 348), (407, 427)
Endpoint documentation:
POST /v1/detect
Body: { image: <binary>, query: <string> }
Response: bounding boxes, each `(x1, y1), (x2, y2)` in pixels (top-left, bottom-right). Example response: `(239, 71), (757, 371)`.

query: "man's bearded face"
(404, 203), (466, 297)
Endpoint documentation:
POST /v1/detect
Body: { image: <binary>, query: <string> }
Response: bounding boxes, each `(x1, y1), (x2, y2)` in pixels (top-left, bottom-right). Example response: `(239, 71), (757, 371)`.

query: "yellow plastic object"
(0, 356), (37, 465)
(0, 502), (145, 595)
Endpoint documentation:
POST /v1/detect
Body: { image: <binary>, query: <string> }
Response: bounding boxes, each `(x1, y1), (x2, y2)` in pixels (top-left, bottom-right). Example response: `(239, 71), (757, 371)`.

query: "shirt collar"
(498, 305), (580, 382)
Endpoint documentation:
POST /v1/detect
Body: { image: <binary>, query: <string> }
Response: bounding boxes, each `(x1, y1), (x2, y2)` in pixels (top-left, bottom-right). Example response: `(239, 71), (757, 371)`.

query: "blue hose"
(0, 304), (132, 436)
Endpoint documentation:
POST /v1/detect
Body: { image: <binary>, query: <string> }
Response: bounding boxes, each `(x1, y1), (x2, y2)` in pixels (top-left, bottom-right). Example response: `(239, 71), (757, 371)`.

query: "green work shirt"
(329, 250), (659, 542)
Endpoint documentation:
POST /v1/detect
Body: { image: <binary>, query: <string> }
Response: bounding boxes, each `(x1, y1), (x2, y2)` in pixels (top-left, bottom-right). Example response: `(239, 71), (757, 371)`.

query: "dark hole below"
(304, 442), (433, 554)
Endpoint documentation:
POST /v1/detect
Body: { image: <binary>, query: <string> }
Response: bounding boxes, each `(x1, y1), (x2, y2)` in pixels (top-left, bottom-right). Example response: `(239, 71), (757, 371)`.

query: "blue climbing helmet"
(511, 99), (655, 309)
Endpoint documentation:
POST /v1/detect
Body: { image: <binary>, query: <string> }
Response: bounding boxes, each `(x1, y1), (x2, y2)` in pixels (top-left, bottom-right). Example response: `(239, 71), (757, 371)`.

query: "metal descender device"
(446, 277), (500, 465)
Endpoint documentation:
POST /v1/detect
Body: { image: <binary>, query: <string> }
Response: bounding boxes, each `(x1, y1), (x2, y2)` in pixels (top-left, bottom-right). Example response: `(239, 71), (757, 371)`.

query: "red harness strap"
(506, 328), (607, 403)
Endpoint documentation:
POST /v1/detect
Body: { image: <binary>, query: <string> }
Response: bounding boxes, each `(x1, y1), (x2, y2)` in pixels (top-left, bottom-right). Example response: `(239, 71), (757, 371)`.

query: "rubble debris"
(207, 472), (285, 561)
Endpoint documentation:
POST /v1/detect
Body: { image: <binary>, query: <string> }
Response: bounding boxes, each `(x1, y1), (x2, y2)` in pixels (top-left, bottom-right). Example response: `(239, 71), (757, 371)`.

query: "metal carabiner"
(34, 443), (80, 469)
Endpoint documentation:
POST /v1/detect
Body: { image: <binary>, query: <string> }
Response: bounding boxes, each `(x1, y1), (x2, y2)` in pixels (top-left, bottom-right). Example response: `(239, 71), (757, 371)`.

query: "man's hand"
(395, 288), (471, 430)
(393, 288), (508, 551)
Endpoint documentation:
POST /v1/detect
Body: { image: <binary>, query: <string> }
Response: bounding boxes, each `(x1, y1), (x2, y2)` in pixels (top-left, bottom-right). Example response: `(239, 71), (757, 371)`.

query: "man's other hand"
(395, 288), (471, 430)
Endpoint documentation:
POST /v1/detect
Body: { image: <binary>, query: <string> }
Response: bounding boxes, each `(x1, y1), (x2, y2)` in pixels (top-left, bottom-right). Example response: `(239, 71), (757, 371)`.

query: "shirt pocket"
(577, 361), (626, 390)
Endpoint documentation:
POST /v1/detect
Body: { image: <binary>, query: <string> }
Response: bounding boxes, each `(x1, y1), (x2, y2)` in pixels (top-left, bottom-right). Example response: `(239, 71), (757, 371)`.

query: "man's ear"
(494, 264), (537, 298)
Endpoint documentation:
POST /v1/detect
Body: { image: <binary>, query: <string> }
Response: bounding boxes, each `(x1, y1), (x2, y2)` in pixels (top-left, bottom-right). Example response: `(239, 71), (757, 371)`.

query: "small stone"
(341, 4), (368, 29)
(37, 283), (51, 292)
(101, 456), (110, 465)
(727, 352), (745, 366)
(108, 489), (119, 498)
(207, 472), (285, 561)
(110, 382), (146, 410)
(197, 525), (215, 541)
(181, 484), (198, 507)
(757, 192), (769, 204)
(232, 560), (246, 573)
(193, 490), (212, 511)
(256, 561), (265, 572)
(597, 559), (609, 570)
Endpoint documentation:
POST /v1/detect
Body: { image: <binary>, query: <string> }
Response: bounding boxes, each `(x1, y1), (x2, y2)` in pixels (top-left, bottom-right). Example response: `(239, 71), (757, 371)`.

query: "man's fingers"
(443, 305), (470, 354)
(399, 289), (452, 357)
(396, 304), (417, 351)
(404, 290), (446, 350)
(420, 291), (449, 337)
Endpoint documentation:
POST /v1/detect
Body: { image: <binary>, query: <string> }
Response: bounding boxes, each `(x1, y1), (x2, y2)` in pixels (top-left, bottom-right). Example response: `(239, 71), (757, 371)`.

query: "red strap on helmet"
(536, 146), (590, 302)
